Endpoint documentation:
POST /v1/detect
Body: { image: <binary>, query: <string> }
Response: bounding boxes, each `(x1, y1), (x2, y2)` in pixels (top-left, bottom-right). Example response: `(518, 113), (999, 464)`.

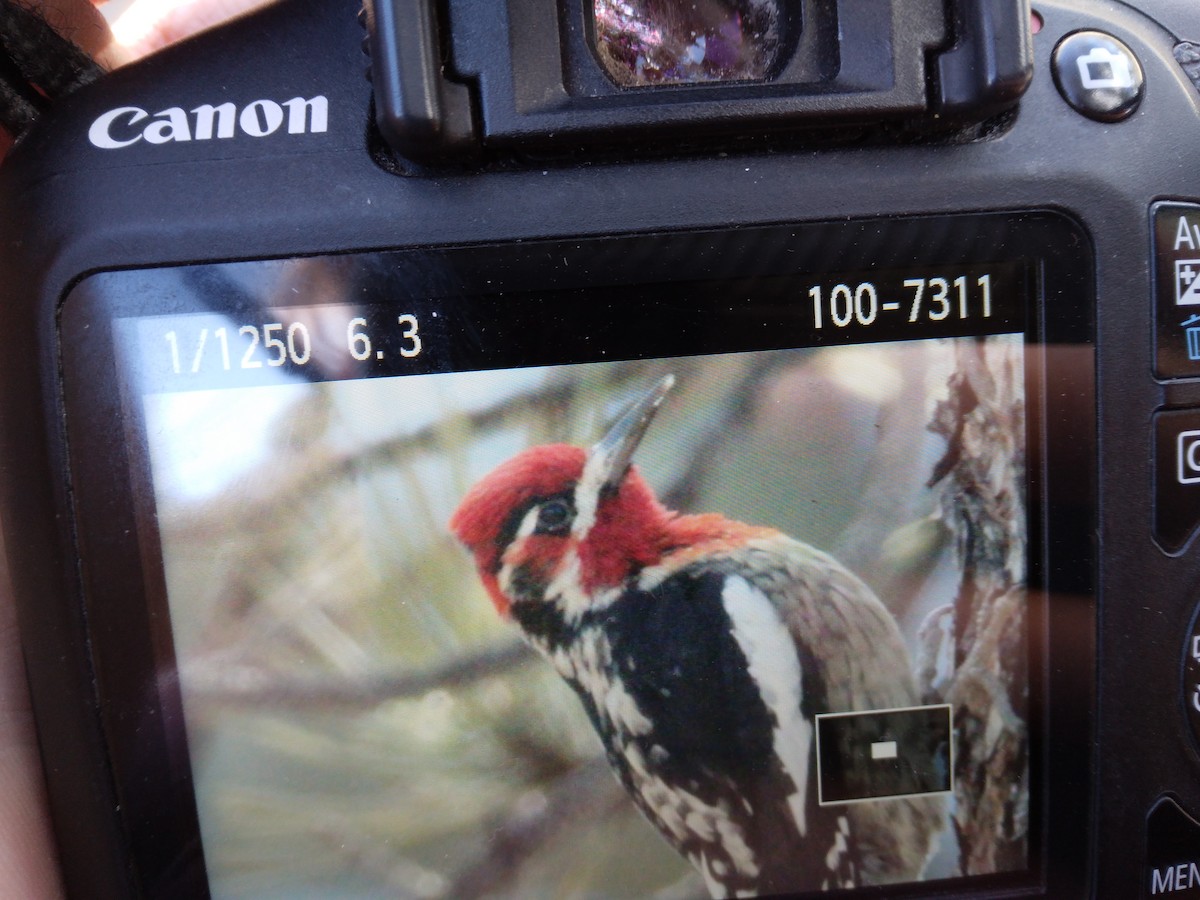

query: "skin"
(0, 1), (269, 893)
(0, 530), (60, 898)
(112, 0), (274, 61)
(0, 5), (113, 884)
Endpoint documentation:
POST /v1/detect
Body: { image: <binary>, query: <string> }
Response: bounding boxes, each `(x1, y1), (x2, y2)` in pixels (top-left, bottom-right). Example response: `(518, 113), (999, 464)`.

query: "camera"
(0, 0), (1197, 896)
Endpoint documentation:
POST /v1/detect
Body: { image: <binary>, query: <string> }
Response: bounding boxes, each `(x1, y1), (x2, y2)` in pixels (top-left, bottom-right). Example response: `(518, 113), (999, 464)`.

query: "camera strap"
(0, 0), (100, 141)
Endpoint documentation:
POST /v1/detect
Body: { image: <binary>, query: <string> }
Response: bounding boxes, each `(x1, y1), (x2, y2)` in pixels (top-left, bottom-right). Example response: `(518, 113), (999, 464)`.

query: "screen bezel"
(57, 210), (1096, 898)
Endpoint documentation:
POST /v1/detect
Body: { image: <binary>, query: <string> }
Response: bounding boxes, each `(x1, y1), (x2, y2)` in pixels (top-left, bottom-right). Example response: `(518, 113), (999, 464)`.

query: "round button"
(1052, 30), (1144, 122)
(1183, 604), (1200, 753)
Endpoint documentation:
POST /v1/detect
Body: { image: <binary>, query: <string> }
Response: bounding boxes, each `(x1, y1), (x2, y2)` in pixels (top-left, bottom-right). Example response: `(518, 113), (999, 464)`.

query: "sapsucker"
(450, 376), (942, 898)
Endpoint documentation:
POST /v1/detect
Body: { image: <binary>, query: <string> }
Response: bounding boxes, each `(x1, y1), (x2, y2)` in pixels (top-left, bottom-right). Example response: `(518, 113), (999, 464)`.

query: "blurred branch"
(166, 370), (668, 542)
(180, 638), (534, 710)
(652, 873), (711, 900)
(833, 349), (947, 615)
(314, 813), (448, 900)
(322, 758), (680, 900)
(164, 381), (582, 541)
(658, 353), (807, 511)
(443, 758), (624, 900)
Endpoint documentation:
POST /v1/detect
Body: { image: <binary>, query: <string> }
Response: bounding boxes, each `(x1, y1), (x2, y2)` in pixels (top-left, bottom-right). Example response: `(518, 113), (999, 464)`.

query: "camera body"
(1, 0), (1198, 896)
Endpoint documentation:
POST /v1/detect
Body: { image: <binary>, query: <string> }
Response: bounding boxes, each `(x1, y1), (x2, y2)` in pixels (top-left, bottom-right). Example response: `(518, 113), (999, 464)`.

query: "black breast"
(598, 569), (778, 775)
(579, 568), (850, 895)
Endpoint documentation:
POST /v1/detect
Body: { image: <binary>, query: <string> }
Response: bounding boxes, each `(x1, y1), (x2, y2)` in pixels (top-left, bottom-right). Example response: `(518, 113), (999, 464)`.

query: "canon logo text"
(88, 96), (329, 149)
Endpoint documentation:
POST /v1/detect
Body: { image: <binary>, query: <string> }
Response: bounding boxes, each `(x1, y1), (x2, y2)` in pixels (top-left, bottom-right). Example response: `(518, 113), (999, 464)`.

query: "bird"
(449, 375), (942, 897)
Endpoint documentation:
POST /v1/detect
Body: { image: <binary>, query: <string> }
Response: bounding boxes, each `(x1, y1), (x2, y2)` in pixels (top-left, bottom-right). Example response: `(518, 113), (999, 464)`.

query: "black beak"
(586, 374), (675, 494)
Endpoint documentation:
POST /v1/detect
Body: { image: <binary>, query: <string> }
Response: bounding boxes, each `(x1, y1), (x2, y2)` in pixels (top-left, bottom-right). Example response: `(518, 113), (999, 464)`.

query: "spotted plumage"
(450, 376), (942, 897)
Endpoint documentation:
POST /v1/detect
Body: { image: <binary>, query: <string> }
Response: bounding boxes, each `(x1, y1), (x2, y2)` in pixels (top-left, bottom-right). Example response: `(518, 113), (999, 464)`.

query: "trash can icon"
(1076, 47), (1134, 90)
(1183, 314), (1200, 361)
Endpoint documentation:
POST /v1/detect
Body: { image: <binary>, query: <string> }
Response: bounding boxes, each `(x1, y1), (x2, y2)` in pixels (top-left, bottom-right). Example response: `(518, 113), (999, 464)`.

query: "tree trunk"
(925, 336), (1028, 875)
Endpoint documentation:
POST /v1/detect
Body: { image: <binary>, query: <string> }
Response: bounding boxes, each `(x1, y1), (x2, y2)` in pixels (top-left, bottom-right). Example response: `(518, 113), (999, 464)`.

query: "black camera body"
(1, 0), (1198, 897)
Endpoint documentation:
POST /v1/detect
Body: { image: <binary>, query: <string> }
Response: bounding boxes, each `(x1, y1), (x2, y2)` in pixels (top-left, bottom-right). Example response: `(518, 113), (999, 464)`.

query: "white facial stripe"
(545, 551), (587, 616)
(500, 505), (573, 603)
(503, 519), (620, 622)
(497, 557), (520, 599)
(497, 509), (540, 599)
(720, 575), (813, 837)
(516, 505), (541, 540)
(571, 450), (611, 538)
(543, 552), (623, 621)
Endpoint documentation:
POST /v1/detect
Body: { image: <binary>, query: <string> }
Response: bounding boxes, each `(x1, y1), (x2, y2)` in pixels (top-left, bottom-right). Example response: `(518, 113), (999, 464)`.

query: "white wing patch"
(571, 451), (607, 537)
(720, 575), (813, 837)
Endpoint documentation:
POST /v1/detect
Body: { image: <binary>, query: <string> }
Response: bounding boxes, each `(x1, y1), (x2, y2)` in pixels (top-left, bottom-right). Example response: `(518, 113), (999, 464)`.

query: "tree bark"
(925, 337), (1028, 875)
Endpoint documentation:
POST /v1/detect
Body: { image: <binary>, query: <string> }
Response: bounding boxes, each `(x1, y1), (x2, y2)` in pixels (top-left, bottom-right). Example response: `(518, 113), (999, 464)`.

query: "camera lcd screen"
(59, 216), (1093, 898)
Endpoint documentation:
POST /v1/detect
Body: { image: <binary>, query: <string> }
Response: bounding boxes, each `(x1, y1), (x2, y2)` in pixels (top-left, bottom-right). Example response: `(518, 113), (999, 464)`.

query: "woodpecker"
(450, 376), (942, 897)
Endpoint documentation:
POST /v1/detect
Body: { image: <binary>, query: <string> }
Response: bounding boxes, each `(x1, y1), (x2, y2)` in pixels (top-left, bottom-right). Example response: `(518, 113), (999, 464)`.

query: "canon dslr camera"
(1, 0), (1198, 896)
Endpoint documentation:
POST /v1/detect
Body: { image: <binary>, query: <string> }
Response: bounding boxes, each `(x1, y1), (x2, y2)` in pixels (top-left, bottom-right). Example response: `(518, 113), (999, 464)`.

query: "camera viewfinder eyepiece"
(365, 0), (1033, 165)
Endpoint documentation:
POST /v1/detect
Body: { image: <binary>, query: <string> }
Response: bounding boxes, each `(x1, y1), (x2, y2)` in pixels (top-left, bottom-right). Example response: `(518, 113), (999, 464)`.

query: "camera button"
(1185, 608), (1200, 757)
(1154, 203), (1200, 379)
(1146, 798), (1200, 898)
(1153, 410), (1200, 553)
(1052, 31), (1144, 122)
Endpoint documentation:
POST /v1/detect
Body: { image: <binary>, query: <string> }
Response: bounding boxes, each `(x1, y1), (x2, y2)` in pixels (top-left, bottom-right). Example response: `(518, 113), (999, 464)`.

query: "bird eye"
(535, 499), (574, 535)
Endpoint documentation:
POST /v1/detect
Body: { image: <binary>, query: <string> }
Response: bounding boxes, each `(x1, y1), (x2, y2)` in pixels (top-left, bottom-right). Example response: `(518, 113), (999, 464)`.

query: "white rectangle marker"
(870, 740), (898, 760)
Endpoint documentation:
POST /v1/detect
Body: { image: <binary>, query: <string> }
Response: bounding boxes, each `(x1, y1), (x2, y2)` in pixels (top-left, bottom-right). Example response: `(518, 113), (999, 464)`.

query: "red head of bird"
(450, 376), (679, 620)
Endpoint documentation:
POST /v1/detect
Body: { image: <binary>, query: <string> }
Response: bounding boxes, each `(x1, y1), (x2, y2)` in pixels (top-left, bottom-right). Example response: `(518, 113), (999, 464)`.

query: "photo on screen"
(136, 321), (1030, 898)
